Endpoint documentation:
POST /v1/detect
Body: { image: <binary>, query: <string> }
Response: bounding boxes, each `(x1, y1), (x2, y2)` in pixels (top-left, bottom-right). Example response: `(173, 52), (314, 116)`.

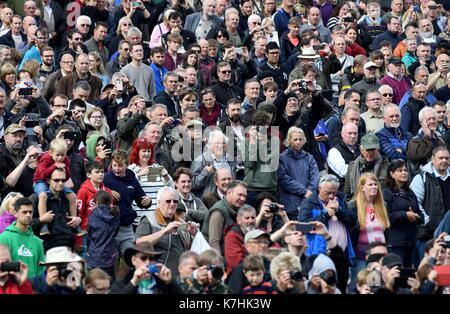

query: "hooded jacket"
(307, 254), (341, 294)
(77, 179), (113, 230)
(278, 147), (320, 216)
(86, 204), (120, 268)
(33, 151), (71, 183)
(85, 133), (105, 161)
(0, 211), (15, 234)
(0, 222), (45, 277)
(103, 169), (149, 226)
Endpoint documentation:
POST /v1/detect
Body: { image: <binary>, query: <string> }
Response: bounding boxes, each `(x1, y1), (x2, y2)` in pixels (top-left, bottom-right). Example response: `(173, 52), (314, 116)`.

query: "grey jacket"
(184, 12), (223, 36)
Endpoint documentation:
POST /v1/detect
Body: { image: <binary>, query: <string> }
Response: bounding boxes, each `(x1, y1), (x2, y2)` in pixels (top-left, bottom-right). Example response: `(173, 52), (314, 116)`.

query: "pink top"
(356, 207), (386, 259)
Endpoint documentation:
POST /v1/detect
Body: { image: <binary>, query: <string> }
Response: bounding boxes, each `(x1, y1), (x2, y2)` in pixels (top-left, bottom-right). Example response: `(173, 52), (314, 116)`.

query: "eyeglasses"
(319, 174), (339, 185)
(138, 255), (156, 262)
(51, 178), (66, 183)
(165, 199), (179, 204)
(220, 70), (232, 74)
(428, 5), (437, 10)
(122, 48), (130, 51)
(80, 24), (91, 27)
(90, 115), (103, 119)
(216, 34), (226, 38)
(382, 93), (393, 97)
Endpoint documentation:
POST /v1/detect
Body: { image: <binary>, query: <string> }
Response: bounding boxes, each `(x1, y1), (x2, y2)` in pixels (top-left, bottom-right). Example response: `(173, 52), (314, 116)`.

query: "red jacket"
(0, 280), (34, 294)
(345, 42), (367, 58)
(76, 179), (113, 230)
(224, 224), (246, 274)
(33, 152), (70, 183)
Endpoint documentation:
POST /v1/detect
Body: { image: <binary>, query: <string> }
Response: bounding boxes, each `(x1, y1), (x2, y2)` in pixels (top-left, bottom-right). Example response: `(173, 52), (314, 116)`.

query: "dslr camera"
(289, 270), (303, 282)
(0, 261), (21, 272)
(268, 203), (280, 213)
(55, 263), (72, 279)
(208, 265), (224, 280)
(298, 80), (309, 93)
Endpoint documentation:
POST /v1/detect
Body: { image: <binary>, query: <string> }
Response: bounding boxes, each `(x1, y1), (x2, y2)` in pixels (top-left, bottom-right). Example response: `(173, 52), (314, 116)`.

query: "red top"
(33, 152), (71, 183)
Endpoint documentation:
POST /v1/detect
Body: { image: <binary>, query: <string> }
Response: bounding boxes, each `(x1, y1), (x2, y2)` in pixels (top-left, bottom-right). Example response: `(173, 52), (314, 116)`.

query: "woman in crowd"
(128, 138), (174, 224)
(278, 127), (319, 220)
(199, 88), (223, 126)
(108, 16), (133, 58)
(270, 251), (305, 294)
(85, 132), (111, 168)
(254, 192), (289, 235)
(178, 89), (198, 115)
(0, 63), (16, 97)
(382, 159), (423, 267)
(327, 2), (350, 32)
(349, 173), (390, 279)
(88, 51), (109, 88)
(85, 107), (110, 139)
(345, 26), (367, 57)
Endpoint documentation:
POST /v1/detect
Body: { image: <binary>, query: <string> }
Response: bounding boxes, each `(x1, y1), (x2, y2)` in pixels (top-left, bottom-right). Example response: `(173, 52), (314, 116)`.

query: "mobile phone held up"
(295, 223), (315, 234)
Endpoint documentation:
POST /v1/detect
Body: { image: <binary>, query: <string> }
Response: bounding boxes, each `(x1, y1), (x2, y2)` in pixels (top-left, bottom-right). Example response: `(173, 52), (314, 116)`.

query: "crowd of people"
(0, 0), (450, 295)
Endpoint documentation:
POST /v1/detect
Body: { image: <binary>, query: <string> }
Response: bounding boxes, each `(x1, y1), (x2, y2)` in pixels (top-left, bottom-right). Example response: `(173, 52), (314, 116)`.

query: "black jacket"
(153, 91), (181, 117)
(111, 269), (182, 294)
(383, 187), (423, 248)
(210, 81), (244, 107)
(0, 30), (27, 48)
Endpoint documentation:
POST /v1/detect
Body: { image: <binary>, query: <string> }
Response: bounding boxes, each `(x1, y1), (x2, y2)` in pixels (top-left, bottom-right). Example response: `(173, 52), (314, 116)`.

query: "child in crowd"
(33, 139), (81, 236)
(242, 255), (277, 294)
(86, 190), (120, 280)
(76, 160), (113, 256)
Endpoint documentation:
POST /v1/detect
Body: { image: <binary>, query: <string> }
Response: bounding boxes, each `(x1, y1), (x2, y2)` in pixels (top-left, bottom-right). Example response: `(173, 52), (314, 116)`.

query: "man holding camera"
(0, 197), (45, 278)
(0, 244), (34, 294)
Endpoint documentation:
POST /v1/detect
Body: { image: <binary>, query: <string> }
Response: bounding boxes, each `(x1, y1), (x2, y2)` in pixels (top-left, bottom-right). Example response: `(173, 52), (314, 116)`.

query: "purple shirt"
(314, 1), (334, 26)
(0, 211), (16, 234)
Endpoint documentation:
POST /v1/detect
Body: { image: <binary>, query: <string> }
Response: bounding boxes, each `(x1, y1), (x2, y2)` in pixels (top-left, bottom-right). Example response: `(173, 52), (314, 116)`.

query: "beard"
(420, 31), (433, 39)
(229, 114), (240, 123)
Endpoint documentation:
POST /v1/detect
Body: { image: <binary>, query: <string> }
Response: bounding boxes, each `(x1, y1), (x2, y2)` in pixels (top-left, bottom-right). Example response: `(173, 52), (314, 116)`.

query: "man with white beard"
(418, 18), (441, 46)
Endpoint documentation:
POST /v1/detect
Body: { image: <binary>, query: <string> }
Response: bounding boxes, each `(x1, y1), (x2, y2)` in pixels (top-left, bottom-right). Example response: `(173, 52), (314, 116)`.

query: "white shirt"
(327, 147), (350, 178)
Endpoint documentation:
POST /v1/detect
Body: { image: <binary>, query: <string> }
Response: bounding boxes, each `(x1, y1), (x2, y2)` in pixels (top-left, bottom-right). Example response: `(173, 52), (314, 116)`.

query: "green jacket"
(86, 132), (106, 160)
(243, 137), (279, 192)
(0, 221), (45, 277)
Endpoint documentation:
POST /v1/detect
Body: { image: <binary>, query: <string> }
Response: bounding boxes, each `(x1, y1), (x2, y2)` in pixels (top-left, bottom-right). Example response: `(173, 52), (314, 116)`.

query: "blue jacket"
(298, 192), (356, 264)
(399, 90), (436, 111)
(277, 147), (319, 216)
(150, 63), (168, 94)
(375, 125), (412, 161)
(103, 169), (149, 226)
(86, 204), (121, 268)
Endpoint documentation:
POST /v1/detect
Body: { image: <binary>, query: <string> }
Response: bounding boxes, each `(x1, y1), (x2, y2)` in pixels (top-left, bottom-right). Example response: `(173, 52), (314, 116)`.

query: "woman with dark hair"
(207, 27), (229, 59)
(199, 88), (223, 126)
(181, 49), (199, 69)
(254, 192), (289, 234)
(345, 26), (367, 57)
(326, 2), (351, 32)
(370, 50), (386, 78)
(128, 138), (174, 223)
(382, 159), (423, 267)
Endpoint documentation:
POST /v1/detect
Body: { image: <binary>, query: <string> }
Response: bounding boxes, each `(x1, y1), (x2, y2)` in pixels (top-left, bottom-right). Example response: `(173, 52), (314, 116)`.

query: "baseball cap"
(361, 134), (380, 150)
(4, 124), (26, 135)
(381, 253), (403, 268)
(244, 229), (270, 243)
(364, 61), (378, 70)
(388, 57), (403, 65)
(185, 119), (204, 128)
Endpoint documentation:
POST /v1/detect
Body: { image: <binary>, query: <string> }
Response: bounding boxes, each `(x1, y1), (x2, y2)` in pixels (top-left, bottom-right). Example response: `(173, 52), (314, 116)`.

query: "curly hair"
(128, 138), (155, 166)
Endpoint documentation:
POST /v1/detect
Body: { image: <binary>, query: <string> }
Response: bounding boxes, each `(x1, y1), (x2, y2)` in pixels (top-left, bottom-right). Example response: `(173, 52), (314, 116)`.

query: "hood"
(421, 161), (450, 176)
(86, 132), (105, 160)
(308, 253), (338, 280)
(79, 179), (104, 194)
(3, 221), (33, 236)
(92, 204), (118, 223)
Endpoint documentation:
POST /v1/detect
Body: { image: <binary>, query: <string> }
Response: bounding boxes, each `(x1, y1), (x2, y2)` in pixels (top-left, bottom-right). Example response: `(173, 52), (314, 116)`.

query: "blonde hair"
(117, 17), (132, 36)
(270, 251), (301, 280)
(49, 138), (68, 153)
(286, 126), (306, 147)
(84, 107), (110, 134)
(353, 173), (390, 230)
(22, 59), (40, 78)
(0, 192), (23, 215)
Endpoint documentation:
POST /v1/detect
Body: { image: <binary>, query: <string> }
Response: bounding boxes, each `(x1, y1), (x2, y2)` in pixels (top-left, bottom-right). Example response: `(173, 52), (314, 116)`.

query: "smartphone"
(444, 235), (450, 248)
(434, 265), (450, 286)
(63, 131), (82, 141)
(343, 17), (355, 23)
(132, 1), (141, 7)
(295, 223), (315, 234)
(18, 87), (33, 96)
(25, 120), (39, 128)
(234, 47), (243, 54)
(171, 119), (182, 127)
(177, 223), (188, 233)
(115, 79), (123, 92)
(395, 268), (416, 289)
(104, 141), (112, 151)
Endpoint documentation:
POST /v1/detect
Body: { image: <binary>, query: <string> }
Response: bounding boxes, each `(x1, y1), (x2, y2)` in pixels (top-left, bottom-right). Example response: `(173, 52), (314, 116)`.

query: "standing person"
(86, 190), (120, 280)
(127, 138), (174, 224)
(120, 43), (156, 102)
(103, 149), (152, 259)
(349, 173), (390, 280)
(383, 159), (423, 267)
(278, 127), (319, 220)
(0, 197), (45, 277)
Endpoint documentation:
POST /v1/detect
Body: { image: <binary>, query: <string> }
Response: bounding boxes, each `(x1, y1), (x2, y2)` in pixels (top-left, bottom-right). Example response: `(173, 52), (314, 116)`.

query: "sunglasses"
(80, 24), (91, 27)
(51, 178), (66, 183)
(216, 34), (226, 38)
(165, 199), (179, 204)
(221, 70), (232, 74)
(382, 93), (393, 97)
(138, 255), (156, 262)
(428, 5), (437, 10)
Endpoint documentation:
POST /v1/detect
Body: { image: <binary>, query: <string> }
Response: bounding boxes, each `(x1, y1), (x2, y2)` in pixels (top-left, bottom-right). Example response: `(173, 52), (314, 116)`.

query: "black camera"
(63, 131), (81, 141)
(18, 87), (33, 96)
(268, 203), (280, 213)
(56, 264), (72, 279)
(299, 80), (309, 93)
(64, 110), (72, 118)
(25, 120), (40, 128)
(343, 17), (355, 23)
(320, 270), (337, 286)
(289, 270), (303, 282)
(208, 265), (224, 280)
(0, 261), (21, 272)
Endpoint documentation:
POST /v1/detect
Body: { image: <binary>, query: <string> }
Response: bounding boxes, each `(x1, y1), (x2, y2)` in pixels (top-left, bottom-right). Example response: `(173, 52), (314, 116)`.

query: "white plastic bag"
(191, 231), (211, 254)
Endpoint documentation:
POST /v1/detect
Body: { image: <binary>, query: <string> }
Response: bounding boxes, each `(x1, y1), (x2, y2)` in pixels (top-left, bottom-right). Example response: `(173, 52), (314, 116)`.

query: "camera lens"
(289, 270), (303, 282)
(209, 266), (224, 280)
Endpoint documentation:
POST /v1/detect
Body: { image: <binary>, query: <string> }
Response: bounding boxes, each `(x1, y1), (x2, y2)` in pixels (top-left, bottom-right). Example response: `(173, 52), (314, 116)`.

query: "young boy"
(33, 139), (81, 236)
(242, 255), (277, 294)
(76, 160), (113, 256)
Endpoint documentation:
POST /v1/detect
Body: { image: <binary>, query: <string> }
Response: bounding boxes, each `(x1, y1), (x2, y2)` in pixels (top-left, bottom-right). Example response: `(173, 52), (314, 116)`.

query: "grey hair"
(111, 72), (127, 82)
(414, 65), (429, 77)
(148, 103), (168, 113)
(76, 15), (91, 27)
(157, 187), (179, 204)
(383, 103), (401, 118)
(208, 129), (228, 145)
(126, 27), (142, 39)
(418, 107), (436, 123)
(237, 204), (256, 216)
(319, 174), (340, 188)
(225, 7), (239, 20)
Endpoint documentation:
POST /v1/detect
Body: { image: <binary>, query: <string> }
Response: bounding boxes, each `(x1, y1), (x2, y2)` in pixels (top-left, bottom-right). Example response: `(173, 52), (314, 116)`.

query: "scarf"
(363, 15), (381, 27)
(348, 155), (383, 195)
(155, 207), (181, 225)
(200, 102), (221, 126)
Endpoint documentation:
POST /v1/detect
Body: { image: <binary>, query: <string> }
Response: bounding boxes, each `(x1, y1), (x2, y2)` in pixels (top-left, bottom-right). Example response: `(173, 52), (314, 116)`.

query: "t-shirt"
(120, 62), (156, 101)
(356, 207), (386, 259)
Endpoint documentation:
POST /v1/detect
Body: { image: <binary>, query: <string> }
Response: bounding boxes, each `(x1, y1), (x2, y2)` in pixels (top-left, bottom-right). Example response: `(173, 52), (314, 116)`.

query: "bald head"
(341, 122), (358, 146)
